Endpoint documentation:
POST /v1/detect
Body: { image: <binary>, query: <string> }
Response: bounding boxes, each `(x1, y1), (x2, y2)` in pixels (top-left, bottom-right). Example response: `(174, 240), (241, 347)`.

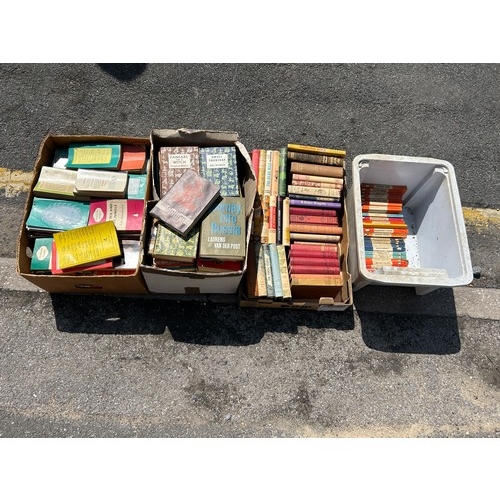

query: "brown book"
(287, 143), (346, 158)
(292, 173), (344, 186)
(287, 151), (345, 167)
(290, 161), (344, 179)
(290, 233), (341, 243)
(158, 145), (200, 197)
(289, 223), (343, 235)
(289, 264), (341, 275)
(288, 184), (341, 199)
(289, 214), (338, 225)
(292, 179), (343, 190)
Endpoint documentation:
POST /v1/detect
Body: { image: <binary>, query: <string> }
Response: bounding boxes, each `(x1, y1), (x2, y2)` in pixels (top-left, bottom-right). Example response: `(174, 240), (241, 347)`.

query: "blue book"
(26, 197), (90, 232)
(126, 173), (148, 199)
(268, 243), (283, 298)
(262, 244), (275, 298)
(199, 146), (241, 197)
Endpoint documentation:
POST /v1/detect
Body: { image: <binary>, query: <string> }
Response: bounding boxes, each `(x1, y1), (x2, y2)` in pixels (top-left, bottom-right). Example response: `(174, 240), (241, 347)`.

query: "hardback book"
(158, 145), (200, 197)
(199, 146), (241, 197)
(268, 243), (283, 298)
(33, 166), (83, 201)
(290, 232), (341, 243)
(289, 198), (342, 210)
(270, 150), (280, 198)
(292, 173), (344, 186)
(290, 214), (339, 225)
(149, 168), (221, 238)
(88, 199), (145, 234)
(289, 263), (341, 275)
(276, 196), (283, 245)
(257, 149), (267, 197)
(74, 169), (129, 198)
(198, 196), (246, 261)
(276, 244), (292, 299)
(254, 242), (268, 297)
(251, 149), (261, 182)
(290, 243), (338, 259)
(52, 220), (121, 270)
(288, 184), (342, 199)
(196, 257), (243, 273)
(263, 150), (273, 197)
(30, 237), (54, 272)
(289, 193), (341, 202)
(126, 173), (148, 200)
(278, 147), (288, 197)
(153, 258), (196, 271)
(25, 197), (90, 234)
(267, 195), (277, 244)
(287, 151), (345, 167)
(282, 196), (290, 246)
(66, 143), (122, 170)
(290, 274), (344, 286)
(292, 179), (344, 189)
(290, 206), (338, 217)
(262, 243), (275, 298)
(259, 194), (270, 244)
(289, 223), (343, 236)
(290, 161), (344, 178)
(119, 144), (147, 172)
(289, 256), (340, 268)
(151, 223), (199, 263)
(287, 143), (346, 158)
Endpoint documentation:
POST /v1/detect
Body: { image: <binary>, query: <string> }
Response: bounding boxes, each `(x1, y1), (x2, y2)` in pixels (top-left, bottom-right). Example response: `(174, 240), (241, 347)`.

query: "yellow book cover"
(53, 220), (121, 269)
(287, 143), (346, 158)
(271, 150), (280, 197)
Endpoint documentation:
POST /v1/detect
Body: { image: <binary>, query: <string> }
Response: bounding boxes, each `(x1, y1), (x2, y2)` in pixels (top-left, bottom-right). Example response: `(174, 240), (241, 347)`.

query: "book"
(88, 199), (145, 234)
(287, 143), (346, 158)
(52, 220), (121, 269)
(278, 147), (287, 197)
(292, 179), (344, 189)
(289, 256), (340, 267)
(290, 242), (339, 253)
(290, 233), (341, 243)
(74, 169), (129, 198)
(290, 274), (344, 286)
(111, 239), (141, 273)
(282, 197), (290, 246)
(289, 247), (338, 259)
(290, 193), (341, 203)
(119, 144), (147, 172)
(289, 214), (339, 225)
(289, 198), (342, 210)
(276, 196), (283, 245)
(289, 206), (338, 217)
(290, 161), (344, 178)
(151, 223), (199, 263)
(287, 151), (345, 167)
(270, 150), (280, 198)
(288, 184), (342, 199)
(198, 196), (246, 261)
(158, 145), (200, 197)
(66, 143), (121, 170)
(254, 242), (268, 297)
(199, 145), (240, 197)
(268, 243), (283, 298)
(292, 173), (344, 186)
(126, 173), (148, 199)
(51, 241), (114, 275)
(30, 237), (54, 272)
(263, 150), (273, 197)
(244, 242), (259, 298)
(257, 149), (267, 199)
(289, 223), (343, 235)
(33, 166), (83, 201)
(25, 197), (90, 234)
(289, 264), (341, 275)
(196, 257), (242, 273)
(261, 244), (275, 298)
(276, 244), (292, 299)
(149, 168), (221, 238)
(267, 195), (277, 244)
(260, 194), (270, 244)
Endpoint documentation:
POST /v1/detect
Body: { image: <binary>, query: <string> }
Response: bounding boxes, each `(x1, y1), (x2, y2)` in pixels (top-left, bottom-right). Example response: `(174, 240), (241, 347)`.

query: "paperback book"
(66, 143), (122, 170)
(158, 145), (200, 197)
(199, 146), (241, 197)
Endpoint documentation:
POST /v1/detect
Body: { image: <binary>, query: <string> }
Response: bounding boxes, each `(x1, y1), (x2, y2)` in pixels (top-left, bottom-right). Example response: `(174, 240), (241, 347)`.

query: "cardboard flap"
(151, 128), (240, 145)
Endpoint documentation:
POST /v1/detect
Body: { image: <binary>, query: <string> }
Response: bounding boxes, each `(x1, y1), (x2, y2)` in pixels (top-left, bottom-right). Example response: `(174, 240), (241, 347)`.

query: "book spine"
(276, 244), (292, 299)
(271, 150), (280, 197)
(291, 241), (339, 250)
(257, 149), (267, 197)
(245, 239), (259, 298)
(287, 143), (346, 158)
(289, 264), (341, 275)
(282, 197), (290, 246)
(255, 243), (268, 297)
(292, 179), (343, 189)
(289, 256), (340, 267)
(268, 195), (277, 244)
(289, 248), (338, 259)
(276, 195), (283, 245)
(269, 243), (283, 298)
(262, 244), (275, 298)
(292, 173), (345, 186)
(290, 233), (341, 243)
(290, 193), (341, 202)
(365, 250), (407, 259)
(260, 194), (270, 244)
(288, 185), (342, 199)
(290, 161), (344, 178)
(264, 150), (273, 197)
(289, 198), (342, 210)
(288, 151), (345, 167)
(290, 274), (344, 286)
(289, 223), (343, 235)
(278, 147), (288, 197)
(251, 149), (260, 182)
(289, 214), (339, 225)
(289, 206), (338, 217)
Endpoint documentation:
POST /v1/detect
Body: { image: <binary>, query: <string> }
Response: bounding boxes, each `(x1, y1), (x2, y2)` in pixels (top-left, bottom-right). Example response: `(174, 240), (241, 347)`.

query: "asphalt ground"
(0, 64), (498, 496)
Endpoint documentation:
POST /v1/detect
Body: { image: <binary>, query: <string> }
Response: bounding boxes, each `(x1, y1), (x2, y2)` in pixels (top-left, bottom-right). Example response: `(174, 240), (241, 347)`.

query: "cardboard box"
(140, 128), (256, 294)
(16, 134), (151, 294)
(238, 148), (353, 312)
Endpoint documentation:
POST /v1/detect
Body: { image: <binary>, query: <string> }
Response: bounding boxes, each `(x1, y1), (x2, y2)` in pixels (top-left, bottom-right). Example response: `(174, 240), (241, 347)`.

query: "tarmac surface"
(0, 65), (498, 445)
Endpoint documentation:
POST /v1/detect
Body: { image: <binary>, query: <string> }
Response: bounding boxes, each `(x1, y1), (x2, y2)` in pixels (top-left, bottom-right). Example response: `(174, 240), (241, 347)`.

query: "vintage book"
(290, 233), (341, 243)
(268, 243), (283, 298)
(290, 274), (344, 286)
(52, 220), (121, 269)
(289, 198), (341, 210)
(263, 150), (273, 197)
(66, 143), (121, 170)
(276, 244), (292, 299)
(290, 161), (344, 178)
(365, 250), (407, 260)
(30, 237), (54, 272)
(289, 263), (341, 275)
(198, 196), (246, 261)
(282, 196), (290, 246)
(267, 195), (277, 244)
(196, 257), (243, 273)
(276, 196), (283, 245)
(278, 147), (287, 197)
(111, 239), (141, 273)
(151, 223), (199, 263)
(289, 223), (343, 235)
(288, 151), (345, 167)
(251, 149), (261, 181)
(261, 243), (275, 298)
(74, 169), (129, 198)
(292, 173), (344, 186)
(362, 212), (405, 218)
(289, 256), (340, 268)
(289, 206), (338, 217)
(260, 194), (270, 244)
(251, 149), (266, 240)
(363, 228), (409, 238)
(287, 143), (346, 158)
(33, 166), (83, 201)
(254, 242), (268, 297)
(26, 197), (90, 234)
(292, 179), (343, 190)
(88, 199), (145, 234)
(361, 202), (403, 213)
(52, 147), (69, 169)
(288, 185), (342, 199)
(149, 168), (220, 238)
(289, 248), (338, 260)
(290, 193), (341, 203)
(153, 258), (196, 271)
(270, 150), (280, 198)
(362, 219), (408, 229)
(51, 241), (114, 275)
(158, 145), (200, 197)
(257, 149), (267, 199)
(119, 144), (147, 172)
(290, 242), (338, 255)
(199, 145), (240, 197)
(290, 214), (338, 225)
(126, 173), (148, 200)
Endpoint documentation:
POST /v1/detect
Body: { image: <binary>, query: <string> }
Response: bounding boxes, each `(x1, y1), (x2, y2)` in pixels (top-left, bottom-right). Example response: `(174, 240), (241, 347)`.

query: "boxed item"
(238, 145), (353, 311)
(16, 134), (151, 294)
(347, 154), (473, 295)
(140, 128), (256, 294)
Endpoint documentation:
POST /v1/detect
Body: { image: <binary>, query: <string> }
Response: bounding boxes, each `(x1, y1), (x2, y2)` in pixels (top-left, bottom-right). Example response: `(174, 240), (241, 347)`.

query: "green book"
(30, 237), (54, 272)
(25, 197), (90, 233)
(152, 223), (199, 263)
(66, 143), (121, 170)
(198, 196), (246, 261)
(199, 146), (241, 197)
(278, 147), (287, 197)
(126, 173), (148, 199)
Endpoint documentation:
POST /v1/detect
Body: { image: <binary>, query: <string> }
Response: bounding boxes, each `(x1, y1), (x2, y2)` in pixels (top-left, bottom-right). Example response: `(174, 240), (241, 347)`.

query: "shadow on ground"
(97, 63), (148, 81)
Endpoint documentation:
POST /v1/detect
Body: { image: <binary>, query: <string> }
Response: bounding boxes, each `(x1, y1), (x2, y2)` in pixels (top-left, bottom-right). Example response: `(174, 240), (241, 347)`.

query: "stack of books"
(27, 142), (148, 275)
(361, 183), (409, 271)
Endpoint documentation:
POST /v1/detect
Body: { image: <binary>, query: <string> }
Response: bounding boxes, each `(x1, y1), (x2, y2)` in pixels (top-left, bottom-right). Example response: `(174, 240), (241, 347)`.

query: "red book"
(365, 258), (409, 267)
(289, 206), (338, 217)
(289, 256), (340, 267)
(50, 242), (114, 274)
(290, 242), (339, 252)
(290, 214), (338, 225)
(251, 149), (260, 182)
(289, 247), (338, 259)
(89, 198), (145, 233)
(119, 144), (147, 172)
(289, 223), (343, 235)
(289, 264), (341, 275)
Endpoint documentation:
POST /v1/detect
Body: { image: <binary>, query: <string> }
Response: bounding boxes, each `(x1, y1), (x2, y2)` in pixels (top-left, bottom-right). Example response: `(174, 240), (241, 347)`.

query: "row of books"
(361, 183), (409, 271)
(27, 142), (149, 275)
(145, 144), (246, 272)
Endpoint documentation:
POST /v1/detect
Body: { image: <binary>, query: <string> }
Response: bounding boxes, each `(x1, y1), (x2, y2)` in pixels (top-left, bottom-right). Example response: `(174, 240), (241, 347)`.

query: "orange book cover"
(119, 144), (147, 172)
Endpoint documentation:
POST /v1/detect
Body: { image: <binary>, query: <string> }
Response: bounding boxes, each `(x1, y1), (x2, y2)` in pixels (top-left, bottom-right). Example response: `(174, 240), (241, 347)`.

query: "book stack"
(361, 183), (409, 272)
(27, 142), (148, 276)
